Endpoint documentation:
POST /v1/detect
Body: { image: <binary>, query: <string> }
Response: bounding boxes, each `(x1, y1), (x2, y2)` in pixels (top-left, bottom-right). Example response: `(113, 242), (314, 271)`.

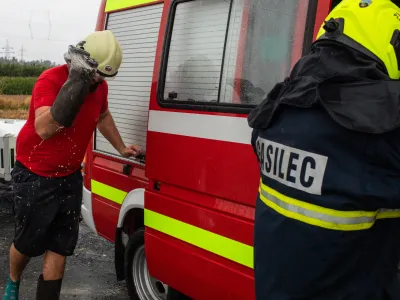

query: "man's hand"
(120, 145), (142, 158)
(50, 45), (99, 128)
(68, 45), (98, 83)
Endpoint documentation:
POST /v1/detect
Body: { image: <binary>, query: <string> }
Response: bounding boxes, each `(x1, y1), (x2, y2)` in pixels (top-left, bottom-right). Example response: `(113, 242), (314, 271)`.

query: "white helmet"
(76, 30), (123, 77)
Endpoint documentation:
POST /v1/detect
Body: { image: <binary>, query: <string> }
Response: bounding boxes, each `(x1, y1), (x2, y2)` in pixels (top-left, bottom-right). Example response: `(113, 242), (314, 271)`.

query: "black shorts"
(11, 161), (83, 257)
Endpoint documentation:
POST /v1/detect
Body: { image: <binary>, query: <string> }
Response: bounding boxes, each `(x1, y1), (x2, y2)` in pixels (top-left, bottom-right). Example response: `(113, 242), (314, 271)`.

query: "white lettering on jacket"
(256, 137), (328, 195)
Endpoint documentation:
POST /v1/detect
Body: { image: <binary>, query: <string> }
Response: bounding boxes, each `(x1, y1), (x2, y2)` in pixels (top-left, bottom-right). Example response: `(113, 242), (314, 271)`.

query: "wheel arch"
(115, 188), (145, 281)
(117, 188), (145, 228)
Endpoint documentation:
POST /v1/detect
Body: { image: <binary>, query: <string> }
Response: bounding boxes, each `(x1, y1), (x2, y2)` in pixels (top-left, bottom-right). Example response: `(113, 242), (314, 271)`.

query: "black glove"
(50, 46), (98, 127)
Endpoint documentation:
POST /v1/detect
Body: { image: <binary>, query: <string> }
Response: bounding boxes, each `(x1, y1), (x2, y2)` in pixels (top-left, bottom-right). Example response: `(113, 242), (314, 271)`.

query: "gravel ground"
(0, 182), (130, 300)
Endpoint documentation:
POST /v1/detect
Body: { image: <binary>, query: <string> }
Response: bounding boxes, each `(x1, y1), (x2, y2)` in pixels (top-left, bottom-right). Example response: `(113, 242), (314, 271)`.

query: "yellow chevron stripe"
(144, 209), (254, 269)
(105, 0), (159, 12)
(91, 179), (254, 268)
(91, 179), (127, 205)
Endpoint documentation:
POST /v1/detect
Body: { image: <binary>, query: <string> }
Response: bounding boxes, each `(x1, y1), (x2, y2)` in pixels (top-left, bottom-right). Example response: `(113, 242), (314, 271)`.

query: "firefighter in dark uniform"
(248, 0), (400, 299)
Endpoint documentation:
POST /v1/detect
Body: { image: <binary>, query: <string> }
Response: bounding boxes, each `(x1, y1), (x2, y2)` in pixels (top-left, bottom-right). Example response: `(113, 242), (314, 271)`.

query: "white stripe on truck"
(147, 110), (252, 145)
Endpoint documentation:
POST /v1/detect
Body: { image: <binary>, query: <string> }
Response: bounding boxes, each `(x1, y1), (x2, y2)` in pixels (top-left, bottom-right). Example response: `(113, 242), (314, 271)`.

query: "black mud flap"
(114, 227), (125, 281)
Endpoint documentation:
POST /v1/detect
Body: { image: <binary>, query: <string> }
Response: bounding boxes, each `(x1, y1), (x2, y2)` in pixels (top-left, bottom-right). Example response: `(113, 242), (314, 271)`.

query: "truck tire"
(124, 228), (191, 300)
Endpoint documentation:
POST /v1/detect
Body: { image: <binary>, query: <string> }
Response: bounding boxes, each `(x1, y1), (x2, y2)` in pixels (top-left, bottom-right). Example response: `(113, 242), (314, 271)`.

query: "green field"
(0, 77), (37, 95)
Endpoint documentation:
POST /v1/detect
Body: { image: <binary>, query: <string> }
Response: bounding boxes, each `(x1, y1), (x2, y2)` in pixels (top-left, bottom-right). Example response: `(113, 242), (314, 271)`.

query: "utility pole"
(0, 40), (14, 59)
(19, 45), (27, 62)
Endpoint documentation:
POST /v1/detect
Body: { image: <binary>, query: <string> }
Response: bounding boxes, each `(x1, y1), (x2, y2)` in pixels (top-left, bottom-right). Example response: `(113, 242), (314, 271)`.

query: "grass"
(0, 95), (30, 119)
(0, 77), (37, 95)
(0, 109), (29, 119)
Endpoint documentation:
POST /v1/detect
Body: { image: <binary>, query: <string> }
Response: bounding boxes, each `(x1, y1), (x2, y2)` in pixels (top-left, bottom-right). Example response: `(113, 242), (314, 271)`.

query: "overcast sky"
(0, 0), (101, 64)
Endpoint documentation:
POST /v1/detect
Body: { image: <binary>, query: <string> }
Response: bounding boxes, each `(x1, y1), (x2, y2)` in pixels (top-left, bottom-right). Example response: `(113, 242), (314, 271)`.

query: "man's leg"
(35, 251), (66, 300)
(3, 244), (30, 300)
(43, 251), (66, 280)
(36, 170), (83, 300)
(9, 243), (31, 281)
(4, 163), (51, 300)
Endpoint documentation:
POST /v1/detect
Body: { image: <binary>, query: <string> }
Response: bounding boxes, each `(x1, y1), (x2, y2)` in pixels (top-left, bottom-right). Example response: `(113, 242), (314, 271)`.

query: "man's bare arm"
(35, 106), (63, 140)
(97, 109), (126, 154)
(34, 46), (98, 140)
(97, 109), (141, 157)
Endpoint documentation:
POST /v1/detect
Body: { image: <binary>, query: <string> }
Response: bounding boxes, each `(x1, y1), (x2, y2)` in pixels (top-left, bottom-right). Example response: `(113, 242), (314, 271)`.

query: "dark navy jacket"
(249, 40), (400, 300)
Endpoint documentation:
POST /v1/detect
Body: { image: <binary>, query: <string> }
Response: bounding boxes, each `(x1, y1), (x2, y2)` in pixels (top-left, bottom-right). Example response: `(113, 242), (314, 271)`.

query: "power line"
(29, 12), (33, 39)
(0, 33), (72, 43)
(28, 10), (53, 40)
(0, 40), (14, 59)
(47, 10), (52, 40)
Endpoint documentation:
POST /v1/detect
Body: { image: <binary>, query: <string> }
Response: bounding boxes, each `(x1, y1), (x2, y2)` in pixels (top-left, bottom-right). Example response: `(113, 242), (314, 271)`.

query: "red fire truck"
(81, 0), (336, 299)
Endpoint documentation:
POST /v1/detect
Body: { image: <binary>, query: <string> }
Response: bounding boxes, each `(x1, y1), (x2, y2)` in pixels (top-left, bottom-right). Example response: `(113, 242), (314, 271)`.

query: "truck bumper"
(81, 186), (97, 234)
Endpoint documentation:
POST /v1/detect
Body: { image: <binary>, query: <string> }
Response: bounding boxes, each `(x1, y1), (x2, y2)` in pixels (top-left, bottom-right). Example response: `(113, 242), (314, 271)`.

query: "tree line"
(0, 57), (58, 77)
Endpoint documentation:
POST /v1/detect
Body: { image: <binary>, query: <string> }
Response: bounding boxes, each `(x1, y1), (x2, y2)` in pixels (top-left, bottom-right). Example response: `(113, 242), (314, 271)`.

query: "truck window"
(94, 4), (164, 157)
(159, 0), (313, 107)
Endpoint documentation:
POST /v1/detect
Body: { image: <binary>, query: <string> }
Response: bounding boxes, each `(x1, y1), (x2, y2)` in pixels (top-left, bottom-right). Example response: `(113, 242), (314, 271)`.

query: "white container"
(0, 119), (26, 181)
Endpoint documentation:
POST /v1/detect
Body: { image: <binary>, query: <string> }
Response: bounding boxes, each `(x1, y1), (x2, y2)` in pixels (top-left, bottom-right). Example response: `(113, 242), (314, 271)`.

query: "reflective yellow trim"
(259, 191), (371, 231)
(91, 179), (127, 205)
(376, 210), (400, 219)
(105, 0), (159, 12)
(144, 209), (254, 269)
(262, 182), (375, 218)
(259, 182), (400, 231)
(90, 180), (253, 268)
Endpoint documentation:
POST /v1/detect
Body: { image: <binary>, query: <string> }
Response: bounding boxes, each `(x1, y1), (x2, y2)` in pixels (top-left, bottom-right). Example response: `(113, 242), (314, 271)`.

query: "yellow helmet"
(76, 30), (123, 77)
(392, 0), (400, 7)
(316, 0), (400, 79)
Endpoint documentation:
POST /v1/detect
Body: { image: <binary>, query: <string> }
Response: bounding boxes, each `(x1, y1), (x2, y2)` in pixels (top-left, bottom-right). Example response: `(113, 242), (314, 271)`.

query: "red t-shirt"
(16, 64), (108, 177)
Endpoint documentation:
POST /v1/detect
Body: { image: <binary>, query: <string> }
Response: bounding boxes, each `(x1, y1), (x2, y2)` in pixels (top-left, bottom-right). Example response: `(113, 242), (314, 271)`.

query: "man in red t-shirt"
(3, 30), (142, 300)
